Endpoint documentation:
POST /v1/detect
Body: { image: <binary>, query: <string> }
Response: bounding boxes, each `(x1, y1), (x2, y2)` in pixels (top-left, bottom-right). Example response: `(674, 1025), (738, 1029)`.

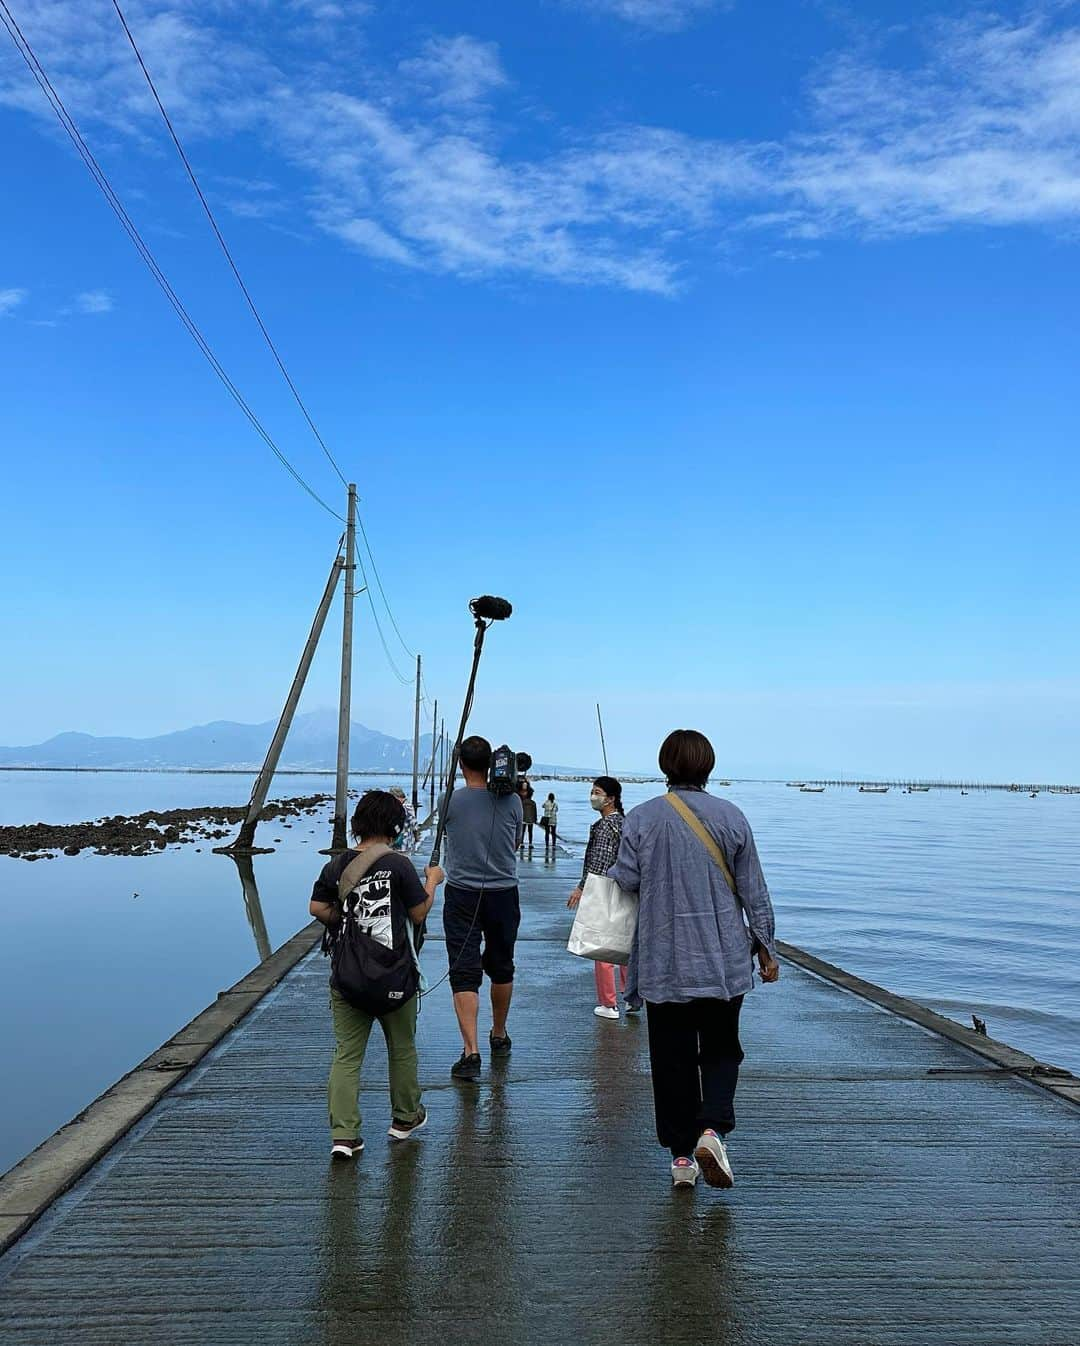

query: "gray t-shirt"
(440, 786), (523, 889)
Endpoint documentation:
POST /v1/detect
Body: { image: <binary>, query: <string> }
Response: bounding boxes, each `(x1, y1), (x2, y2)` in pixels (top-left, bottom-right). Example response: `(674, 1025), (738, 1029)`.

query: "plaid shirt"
(580, 811), (624, 888)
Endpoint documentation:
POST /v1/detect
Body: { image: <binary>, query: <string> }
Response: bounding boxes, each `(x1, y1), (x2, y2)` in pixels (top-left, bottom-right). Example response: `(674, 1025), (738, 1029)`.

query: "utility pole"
(330, 483), (357, 852)
(411, 654), (422, 814)
(218, 545), (344, 853)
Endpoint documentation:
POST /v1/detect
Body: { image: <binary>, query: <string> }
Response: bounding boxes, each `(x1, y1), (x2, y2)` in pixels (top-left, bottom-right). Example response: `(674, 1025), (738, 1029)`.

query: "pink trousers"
(595, 960), (628, 1009)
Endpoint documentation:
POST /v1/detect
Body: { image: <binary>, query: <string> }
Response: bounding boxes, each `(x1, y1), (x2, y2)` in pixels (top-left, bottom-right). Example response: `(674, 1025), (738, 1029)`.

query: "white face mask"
(589, 793), (607, 811)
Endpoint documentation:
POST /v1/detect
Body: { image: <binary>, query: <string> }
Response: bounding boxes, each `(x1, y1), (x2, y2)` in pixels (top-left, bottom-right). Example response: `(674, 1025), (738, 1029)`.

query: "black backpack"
(323, 846), (420, 1017)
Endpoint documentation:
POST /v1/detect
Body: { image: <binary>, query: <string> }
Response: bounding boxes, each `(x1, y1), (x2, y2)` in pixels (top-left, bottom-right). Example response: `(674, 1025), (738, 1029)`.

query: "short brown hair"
(658, 729), (715, 788)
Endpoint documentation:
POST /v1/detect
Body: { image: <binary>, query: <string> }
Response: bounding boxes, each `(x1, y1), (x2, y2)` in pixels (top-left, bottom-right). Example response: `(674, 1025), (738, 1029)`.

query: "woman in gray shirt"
(608, 729), (779, 1192)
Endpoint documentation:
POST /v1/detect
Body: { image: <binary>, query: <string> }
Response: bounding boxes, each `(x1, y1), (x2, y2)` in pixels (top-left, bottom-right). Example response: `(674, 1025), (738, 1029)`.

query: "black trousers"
(442, 883), (521, 994)
(645, 996), (745, 1158)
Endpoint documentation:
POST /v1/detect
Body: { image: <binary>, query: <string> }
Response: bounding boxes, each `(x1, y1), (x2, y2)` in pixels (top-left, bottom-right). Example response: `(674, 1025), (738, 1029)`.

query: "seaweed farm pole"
(439, 718), (446, 789)
(330, 484), (357, 852)
(411, 654), (422, 814)
(429, 697), (438, 816)
(597, 702), (609, 775)
(218, 544), (344, 853)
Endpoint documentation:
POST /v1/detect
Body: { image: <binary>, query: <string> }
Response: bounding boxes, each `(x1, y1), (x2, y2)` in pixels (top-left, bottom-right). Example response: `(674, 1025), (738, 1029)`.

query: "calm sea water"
(0, 770), (1077, 1173)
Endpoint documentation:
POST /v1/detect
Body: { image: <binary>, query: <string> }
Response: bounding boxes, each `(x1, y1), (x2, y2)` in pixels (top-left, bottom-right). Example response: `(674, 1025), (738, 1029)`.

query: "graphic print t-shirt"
(311, 850), (427, 955)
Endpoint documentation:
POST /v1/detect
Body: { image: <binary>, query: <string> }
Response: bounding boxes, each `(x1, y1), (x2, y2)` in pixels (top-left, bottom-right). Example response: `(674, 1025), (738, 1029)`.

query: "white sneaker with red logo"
(670, 1156), (700, 1189)
(694, 1129), (734, 1188)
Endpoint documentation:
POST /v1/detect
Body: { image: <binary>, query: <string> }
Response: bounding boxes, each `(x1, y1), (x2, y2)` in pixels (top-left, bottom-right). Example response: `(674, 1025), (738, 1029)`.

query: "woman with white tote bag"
(566, 777), (632, 1019)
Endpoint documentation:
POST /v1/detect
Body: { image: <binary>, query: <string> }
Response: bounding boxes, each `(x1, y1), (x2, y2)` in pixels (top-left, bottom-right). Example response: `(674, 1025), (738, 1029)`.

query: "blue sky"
(1, 0), (1078, 779)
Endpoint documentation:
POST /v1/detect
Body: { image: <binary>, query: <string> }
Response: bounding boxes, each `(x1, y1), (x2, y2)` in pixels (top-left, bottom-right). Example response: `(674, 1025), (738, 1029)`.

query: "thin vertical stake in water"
(411, 653), (422, 813)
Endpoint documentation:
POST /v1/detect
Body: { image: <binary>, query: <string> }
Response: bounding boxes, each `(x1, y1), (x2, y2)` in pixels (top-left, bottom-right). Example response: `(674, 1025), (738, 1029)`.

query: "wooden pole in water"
(330, 484), (357, 852)
(439, 719), (446, 789)
(411, 654), (422, 814)
(596, 702), (609, 775)
(220, 545), (344, 852)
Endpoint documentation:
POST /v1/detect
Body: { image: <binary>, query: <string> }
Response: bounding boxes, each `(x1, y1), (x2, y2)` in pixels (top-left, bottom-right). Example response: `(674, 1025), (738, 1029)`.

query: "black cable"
(354, 512), (420, 661)
(351, 537), (412, 684)
(0, 0), (344, 523)
(107, 0), (350, 492)
(106, 0), (433, 672)
(106, 0), (431, 669)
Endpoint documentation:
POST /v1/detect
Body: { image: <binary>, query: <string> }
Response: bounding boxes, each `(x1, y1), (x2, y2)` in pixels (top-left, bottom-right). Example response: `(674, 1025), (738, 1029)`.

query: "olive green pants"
(328, 988), (422, 1140)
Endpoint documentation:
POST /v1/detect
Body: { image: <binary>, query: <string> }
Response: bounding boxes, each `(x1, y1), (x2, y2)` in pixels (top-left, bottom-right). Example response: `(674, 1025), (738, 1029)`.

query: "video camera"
(488, 746), (533, 797)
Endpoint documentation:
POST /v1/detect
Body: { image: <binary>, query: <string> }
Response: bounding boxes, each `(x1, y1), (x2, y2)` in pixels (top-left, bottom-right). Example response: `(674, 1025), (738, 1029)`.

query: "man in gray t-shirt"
(439, 736), (523, 1083)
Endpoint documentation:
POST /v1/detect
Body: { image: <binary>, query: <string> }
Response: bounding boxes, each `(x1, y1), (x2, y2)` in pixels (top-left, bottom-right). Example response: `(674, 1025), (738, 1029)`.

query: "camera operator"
(440, 735), (524, 1082)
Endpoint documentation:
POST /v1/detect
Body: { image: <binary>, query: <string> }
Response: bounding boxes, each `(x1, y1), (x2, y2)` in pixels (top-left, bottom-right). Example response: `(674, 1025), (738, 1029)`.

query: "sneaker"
(388, 1106), (428, 1141)
(671, 1156), (700, 1189)
(625, 1001), (642, 1014)
(594, 1006), (620, 1020)
(330, 1138), (364, 1161)
(489, 1031), (512, 1055)
(451, 1051), (482, 1082)
(694, 1129), (735, 1189)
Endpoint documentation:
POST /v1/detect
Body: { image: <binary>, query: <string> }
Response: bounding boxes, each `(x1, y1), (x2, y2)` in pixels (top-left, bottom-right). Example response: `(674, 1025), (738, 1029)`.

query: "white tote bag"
(567, 872), (638, 965)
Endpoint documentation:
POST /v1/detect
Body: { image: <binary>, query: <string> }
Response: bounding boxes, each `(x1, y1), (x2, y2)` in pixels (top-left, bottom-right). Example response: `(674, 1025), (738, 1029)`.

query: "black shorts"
(442, 883), (521, 994)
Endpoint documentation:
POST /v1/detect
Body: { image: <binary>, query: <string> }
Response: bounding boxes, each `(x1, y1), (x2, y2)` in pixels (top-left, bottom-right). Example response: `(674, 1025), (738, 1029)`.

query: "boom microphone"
(429, 594), (515, 868)
(469, 595), (513, 622)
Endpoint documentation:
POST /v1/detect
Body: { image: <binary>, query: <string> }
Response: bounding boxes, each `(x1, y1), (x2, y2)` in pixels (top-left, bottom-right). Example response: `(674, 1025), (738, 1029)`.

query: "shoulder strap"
(664, 793), (735, 895)
(336, 843), (393, 901)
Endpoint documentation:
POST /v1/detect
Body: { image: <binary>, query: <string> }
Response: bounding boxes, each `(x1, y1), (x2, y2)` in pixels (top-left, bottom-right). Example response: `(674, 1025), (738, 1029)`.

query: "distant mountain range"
(0, 710), (433, 772)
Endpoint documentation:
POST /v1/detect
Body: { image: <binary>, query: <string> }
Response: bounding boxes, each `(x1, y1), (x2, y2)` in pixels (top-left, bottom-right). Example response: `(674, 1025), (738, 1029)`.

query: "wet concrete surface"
(0, 854), (1078, 1344)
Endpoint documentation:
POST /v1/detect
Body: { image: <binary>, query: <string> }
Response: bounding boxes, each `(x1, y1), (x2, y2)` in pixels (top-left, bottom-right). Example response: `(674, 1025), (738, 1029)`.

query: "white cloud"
(0, 287), (28, 316)
(288, 97), (759, 292)
(572, 0), (723, 31)
(399, 35), (507, 105)
(0, 0), (276, 139)
(74, 289), (114, 314)
(3, 5), (1080, 294)
(775, 16), (1080, 237)
(319, 214), (418, 266)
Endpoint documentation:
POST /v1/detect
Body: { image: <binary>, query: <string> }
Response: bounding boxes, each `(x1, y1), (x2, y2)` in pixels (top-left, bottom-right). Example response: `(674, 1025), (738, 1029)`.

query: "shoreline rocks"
(0, 795), (333, 861)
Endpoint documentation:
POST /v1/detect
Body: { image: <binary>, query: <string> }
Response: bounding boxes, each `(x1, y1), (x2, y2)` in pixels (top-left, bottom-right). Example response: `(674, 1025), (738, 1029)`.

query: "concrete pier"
(1, 853), (1078, 1344)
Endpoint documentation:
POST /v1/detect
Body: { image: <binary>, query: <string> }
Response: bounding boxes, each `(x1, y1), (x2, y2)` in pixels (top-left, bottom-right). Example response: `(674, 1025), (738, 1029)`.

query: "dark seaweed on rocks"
(0, 795), (332, 860)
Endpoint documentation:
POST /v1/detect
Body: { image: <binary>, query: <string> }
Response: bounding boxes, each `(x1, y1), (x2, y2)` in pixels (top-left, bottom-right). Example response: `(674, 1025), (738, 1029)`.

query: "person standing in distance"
(542, 792), (558, 854)
(567, 776), (629, 1019)
(608, 730), (779, 1192)
(440, 735), (524, 1082)
(518, 781), (538, 852)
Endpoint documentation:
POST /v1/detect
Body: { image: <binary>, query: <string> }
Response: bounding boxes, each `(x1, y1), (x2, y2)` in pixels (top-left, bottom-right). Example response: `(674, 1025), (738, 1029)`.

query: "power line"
(107, 0), (349, 491)
(105, 0), (427, 663)
(354, 511), (421, 661)
(351, 537), (412, 685)
(0, 0), (344, 523)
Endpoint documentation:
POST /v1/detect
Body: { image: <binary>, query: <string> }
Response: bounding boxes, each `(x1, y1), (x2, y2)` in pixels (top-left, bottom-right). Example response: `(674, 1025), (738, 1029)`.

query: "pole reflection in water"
(230, 853), (273, 963)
